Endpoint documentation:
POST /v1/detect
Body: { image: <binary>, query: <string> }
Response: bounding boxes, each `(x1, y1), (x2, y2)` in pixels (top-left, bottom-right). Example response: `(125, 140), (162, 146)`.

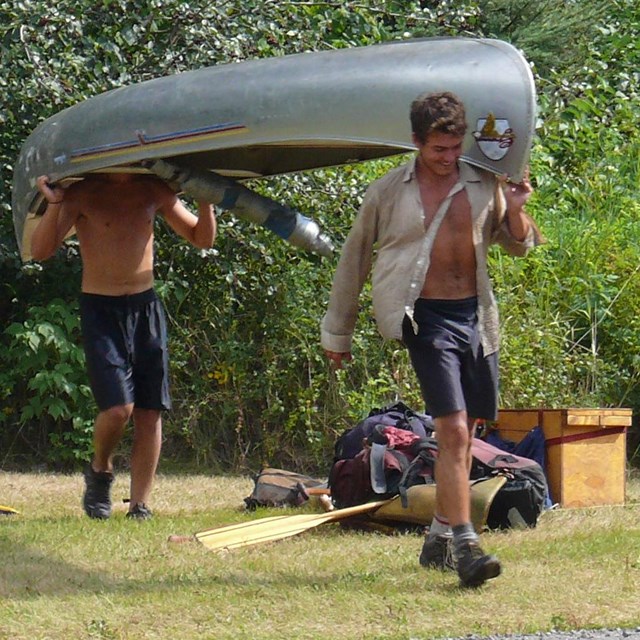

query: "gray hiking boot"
(82, 465), (114, 519)
(419, 534), (456, 571)
(126, 503), (153, 520)
(456, 541), (501, 588)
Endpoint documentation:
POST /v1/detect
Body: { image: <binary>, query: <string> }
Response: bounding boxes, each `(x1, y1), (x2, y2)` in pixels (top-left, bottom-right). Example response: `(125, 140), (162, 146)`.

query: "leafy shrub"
(0, 299), (94, 468)
(1, 0), (639, 470)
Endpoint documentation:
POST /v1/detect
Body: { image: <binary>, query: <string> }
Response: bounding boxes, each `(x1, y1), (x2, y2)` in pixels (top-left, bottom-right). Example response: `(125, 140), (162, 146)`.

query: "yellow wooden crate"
(495, 408), (631, 508)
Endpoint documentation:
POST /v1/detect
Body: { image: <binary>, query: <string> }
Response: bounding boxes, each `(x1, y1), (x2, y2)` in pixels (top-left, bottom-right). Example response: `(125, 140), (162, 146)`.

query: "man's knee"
(435, 412), (470, 454)
(132, 408), (162, 432)
(99, 403), (134, 425)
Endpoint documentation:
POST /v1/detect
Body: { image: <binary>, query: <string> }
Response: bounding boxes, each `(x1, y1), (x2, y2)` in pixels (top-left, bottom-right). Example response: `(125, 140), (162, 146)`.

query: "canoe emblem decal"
(473, 113), (515, 161)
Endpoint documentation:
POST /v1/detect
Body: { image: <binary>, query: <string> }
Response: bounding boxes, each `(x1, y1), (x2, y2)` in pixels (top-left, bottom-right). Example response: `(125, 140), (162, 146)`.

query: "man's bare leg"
(433, 410), (500, 586)
(433, 410), (473, 526)
(83, 404), (132, 519)
(92, 404), (133, 471)
(420, 411), (473, 569)
(128, 408), (162, 516)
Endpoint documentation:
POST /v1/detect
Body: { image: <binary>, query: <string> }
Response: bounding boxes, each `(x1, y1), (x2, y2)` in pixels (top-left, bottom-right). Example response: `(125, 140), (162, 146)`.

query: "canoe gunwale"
(24, 138), (416, 217)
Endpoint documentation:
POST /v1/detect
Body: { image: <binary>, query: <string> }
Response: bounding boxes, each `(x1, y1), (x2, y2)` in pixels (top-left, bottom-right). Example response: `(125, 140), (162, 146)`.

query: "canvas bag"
(328, 402), (549, 529)
(244, 467), (326, 510)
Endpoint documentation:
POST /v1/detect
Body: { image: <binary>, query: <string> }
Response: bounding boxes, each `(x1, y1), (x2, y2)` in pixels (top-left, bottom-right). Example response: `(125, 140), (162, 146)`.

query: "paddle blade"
(0, 505), (19, 515)
(195, 500), (389, 551)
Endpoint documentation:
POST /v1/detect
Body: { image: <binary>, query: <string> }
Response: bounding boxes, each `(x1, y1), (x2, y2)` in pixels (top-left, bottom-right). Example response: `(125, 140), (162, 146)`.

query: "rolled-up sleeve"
(321, 190), (378, 353)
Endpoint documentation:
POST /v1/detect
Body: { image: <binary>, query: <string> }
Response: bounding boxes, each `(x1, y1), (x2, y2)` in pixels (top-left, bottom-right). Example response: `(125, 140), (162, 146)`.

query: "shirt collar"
(458, 160), (483, 184)
(402, 157), (419, 182)
(403, 155), (483, 185)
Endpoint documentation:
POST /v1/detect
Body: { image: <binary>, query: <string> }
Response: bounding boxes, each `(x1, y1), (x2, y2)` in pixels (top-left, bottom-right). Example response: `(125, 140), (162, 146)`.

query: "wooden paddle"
(0, 505), (19, 515)
(190, 499), (392, 551)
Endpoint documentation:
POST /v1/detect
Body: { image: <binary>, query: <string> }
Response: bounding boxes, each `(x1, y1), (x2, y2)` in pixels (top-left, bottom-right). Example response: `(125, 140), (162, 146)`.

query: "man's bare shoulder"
(70, 173), (167, 189)
(142, 175), (177, 200)
(127, 174), (178, 203)
(67, 173), (175, 204)
(64, 175), (119, 199)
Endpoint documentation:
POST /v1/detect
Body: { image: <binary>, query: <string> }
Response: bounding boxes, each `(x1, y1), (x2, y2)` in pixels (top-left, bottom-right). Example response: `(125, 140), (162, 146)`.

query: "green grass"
(1, 471), (639, 640)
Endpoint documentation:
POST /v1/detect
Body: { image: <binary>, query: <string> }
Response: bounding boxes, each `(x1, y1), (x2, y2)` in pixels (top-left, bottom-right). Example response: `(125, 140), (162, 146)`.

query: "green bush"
(1, 0), (639, 470)
(0, 299), (94, 468)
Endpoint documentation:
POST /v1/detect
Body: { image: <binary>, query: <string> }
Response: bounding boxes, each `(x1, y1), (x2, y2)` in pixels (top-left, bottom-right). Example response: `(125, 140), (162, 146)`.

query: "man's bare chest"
(75, 211), (155, 260)
(422, 190), (472, 237)
(79, 205), (154, 231)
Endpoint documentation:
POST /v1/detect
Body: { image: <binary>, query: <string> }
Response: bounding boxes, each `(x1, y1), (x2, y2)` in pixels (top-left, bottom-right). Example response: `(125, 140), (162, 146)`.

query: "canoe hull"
(371, 475), (508, 531)
(12, 37), (536, 259)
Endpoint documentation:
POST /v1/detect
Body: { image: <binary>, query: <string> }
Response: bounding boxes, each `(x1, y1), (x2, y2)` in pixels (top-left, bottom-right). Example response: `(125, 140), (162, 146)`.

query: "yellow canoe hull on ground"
(371, 476), (507, 532)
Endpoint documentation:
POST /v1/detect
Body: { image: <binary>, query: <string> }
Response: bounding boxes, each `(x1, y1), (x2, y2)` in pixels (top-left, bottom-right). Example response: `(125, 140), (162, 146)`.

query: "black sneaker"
(126, 503), (153, 520)
(82, 465), (114, 519)
(456, 541), (501, 588)
(419, 534), (456, 571)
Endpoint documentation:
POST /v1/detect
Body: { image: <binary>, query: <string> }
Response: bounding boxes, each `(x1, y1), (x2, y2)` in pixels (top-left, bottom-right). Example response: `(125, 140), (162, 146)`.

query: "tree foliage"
(1, 0), (638, 470)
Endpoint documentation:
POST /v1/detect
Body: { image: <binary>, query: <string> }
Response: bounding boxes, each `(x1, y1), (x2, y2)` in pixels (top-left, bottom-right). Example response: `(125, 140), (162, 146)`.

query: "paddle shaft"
(195, 499), (393, 551)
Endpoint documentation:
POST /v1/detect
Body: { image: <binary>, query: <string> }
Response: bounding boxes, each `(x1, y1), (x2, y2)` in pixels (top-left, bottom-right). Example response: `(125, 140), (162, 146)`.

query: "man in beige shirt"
(32, 172), (215, 520)
(321, 92), (541, 587)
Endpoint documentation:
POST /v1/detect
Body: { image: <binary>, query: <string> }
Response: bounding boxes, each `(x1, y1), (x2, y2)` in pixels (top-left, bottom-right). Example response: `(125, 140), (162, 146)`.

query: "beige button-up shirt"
(321, 157), (539, 356)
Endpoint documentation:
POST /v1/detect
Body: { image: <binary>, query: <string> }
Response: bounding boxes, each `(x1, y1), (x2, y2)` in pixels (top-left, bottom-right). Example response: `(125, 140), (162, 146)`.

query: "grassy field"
(1, 469), (639, 640)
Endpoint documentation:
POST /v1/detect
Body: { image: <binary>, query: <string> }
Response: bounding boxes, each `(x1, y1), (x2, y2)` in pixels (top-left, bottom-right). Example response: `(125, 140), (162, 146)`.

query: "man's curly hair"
(410, 91), (467, 144)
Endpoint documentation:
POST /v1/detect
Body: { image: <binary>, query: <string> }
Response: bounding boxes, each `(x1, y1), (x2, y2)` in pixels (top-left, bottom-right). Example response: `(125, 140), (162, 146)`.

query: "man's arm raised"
(159, 186), (216, 249)
(31, 176), (77, 261)
(500, 168), (534, 242)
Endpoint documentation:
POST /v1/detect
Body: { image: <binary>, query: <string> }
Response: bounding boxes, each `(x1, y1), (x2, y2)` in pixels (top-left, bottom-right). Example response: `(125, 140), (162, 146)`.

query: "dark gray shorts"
(79, 289), (171, 412)
(402, 297), (498, 421)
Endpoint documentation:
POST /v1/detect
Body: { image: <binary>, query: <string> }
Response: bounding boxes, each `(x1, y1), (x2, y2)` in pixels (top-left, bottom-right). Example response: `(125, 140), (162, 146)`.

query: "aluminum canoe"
(12, 37), (536, 259)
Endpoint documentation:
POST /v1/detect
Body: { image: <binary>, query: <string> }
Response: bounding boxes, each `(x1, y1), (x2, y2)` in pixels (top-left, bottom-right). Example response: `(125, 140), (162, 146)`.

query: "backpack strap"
(397, 444), (438, 507)
(369, 441), (388, 494)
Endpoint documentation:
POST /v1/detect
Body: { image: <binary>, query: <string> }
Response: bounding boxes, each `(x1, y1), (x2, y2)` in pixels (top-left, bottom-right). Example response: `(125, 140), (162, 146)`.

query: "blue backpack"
(332, 401), (435, 460)
(329, 402), (437, 509)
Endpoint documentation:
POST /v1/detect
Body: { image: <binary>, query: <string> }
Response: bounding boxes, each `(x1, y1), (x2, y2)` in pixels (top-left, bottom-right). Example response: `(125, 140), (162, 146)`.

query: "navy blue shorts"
(79, 289), (171, 412)
(402, 297), (498, 421)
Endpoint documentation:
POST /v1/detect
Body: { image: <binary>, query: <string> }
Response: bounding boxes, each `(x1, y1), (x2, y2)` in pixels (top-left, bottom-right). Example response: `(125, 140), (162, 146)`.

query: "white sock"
(428, 513), (452, 538)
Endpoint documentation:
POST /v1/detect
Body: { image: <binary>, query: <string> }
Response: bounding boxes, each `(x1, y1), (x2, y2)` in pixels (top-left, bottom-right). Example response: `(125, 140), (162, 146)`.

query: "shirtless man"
(32, 172), (216, 520)
(321, 92), (541, 587)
